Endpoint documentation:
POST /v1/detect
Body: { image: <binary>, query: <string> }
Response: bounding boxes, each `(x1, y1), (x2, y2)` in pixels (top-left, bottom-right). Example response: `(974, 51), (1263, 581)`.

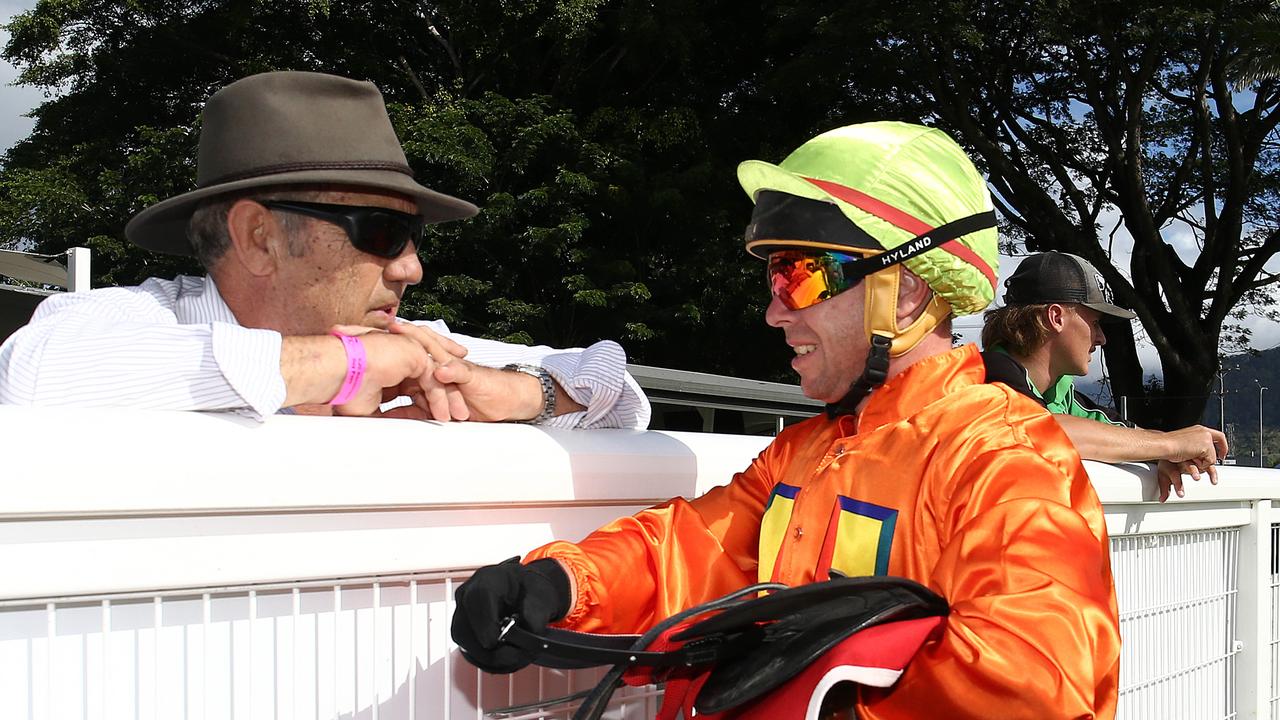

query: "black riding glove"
(451, 557), (572, 673)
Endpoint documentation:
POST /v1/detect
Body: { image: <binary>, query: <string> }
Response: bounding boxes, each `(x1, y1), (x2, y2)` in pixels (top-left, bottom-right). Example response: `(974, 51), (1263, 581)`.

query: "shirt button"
(793, 527), (804, 540)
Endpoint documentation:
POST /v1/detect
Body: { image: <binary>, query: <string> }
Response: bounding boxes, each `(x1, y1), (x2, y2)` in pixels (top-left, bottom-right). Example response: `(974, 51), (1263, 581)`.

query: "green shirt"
(983, 348), (1126, 426)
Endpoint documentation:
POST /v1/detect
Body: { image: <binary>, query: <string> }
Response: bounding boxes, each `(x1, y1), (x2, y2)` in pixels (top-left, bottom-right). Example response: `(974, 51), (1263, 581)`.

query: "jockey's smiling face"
(765, 280), (870, 403)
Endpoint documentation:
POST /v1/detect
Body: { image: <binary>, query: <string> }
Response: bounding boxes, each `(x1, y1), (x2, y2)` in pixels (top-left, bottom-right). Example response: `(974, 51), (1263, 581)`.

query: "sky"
(1, 0), (1278, 388)
(0, 1), (40, 153)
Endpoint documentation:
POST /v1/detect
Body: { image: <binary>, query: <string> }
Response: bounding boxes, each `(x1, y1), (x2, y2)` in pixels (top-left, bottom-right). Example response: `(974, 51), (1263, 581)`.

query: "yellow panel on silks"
(757, 483), (800, 582)
(817, 496), (898, 579)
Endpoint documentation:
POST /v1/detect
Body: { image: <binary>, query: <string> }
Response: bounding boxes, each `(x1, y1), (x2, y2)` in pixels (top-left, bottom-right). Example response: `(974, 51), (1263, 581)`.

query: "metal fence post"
(66, 246), (90, 292)
(1238, 499), (1273, 719)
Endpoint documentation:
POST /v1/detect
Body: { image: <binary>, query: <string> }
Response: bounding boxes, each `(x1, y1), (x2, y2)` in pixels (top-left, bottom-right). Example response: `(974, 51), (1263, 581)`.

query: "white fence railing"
(3, 404), (1279, 719)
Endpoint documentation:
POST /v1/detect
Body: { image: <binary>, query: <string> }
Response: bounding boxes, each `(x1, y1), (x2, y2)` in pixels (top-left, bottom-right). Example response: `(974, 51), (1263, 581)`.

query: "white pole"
(1237, 499), (1273, 718)
(1260, 384), (1267, 468)
(66, 247), (90, 292)
(1220, 379), (1226, 433)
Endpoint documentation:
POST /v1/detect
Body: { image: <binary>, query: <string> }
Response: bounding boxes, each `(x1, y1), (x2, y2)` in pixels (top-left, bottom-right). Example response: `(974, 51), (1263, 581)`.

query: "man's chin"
(798, 378), (842, 404)
(364, 310), (396, 329)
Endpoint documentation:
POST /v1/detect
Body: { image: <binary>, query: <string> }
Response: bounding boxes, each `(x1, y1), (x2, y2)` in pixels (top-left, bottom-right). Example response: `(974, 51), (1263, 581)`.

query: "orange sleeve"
(525, 446), (779, 634)
(859, 447), (1121, 720)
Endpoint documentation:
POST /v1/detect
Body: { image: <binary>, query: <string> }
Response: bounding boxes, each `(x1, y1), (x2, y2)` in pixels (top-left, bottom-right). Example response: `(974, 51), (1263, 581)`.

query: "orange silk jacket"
(527, 344), (1120, 719)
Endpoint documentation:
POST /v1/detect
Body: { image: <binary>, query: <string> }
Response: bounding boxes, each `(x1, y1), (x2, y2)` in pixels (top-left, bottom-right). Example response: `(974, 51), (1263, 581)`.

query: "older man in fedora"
(0, 71), (648, 428)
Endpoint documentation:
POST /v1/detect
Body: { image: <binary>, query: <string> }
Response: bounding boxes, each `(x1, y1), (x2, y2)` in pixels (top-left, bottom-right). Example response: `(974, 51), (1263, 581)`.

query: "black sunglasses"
(259, 200), (425, 259)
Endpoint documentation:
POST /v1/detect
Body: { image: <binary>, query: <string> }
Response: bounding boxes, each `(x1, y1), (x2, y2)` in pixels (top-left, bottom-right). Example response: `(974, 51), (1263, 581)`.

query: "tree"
(840, 0), (1280, 428)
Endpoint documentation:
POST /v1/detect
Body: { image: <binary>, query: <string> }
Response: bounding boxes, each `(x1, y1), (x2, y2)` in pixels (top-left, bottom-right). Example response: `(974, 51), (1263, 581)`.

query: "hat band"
(200, 160), (415, 188)
(800, 176), (998, 290)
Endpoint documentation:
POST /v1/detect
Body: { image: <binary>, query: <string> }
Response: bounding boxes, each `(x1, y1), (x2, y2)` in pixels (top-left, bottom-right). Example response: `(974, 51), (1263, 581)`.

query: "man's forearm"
(280, 335), (348, 407)
(1055, 414), (1173, 462)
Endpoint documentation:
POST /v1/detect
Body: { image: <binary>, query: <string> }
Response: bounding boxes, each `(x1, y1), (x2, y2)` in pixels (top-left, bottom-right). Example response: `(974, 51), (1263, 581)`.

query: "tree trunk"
(1098, 318), (1148, 424)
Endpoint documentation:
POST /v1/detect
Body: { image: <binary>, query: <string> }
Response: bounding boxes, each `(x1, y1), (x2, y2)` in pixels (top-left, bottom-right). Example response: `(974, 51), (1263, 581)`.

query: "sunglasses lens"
(766, 251), (860, 310)
(352, 213), (421, 259)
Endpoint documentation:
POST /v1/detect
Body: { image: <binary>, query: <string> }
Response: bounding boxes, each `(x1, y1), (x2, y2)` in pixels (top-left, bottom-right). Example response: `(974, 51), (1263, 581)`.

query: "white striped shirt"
(0, 275), (650, 429)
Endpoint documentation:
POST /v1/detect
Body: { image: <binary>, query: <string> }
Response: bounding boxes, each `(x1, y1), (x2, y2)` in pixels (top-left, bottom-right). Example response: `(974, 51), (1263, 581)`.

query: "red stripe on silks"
(802, 176), (998, 290)
(803, 177), (931, 235)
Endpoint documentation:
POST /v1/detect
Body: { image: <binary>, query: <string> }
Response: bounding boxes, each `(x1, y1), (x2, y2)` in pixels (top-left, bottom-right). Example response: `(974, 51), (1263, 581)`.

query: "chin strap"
(823, 268), (954, 418)
(825, 333), (891, 418)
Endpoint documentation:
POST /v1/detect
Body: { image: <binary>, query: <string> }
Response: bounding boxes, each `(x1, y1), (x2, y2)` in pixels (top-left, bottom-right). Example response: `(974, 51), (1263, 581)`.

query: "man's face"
(1053, 304), (1106, 377)
(273, 188), (423, 335)
(765, 283), (869, 403)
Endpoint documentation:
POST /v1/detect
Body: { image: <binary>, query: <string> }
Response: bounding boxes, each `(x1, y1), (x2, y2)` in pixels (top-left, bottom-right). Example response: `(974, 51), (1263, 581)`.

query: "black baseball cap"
(1003, 252), (1137, 319)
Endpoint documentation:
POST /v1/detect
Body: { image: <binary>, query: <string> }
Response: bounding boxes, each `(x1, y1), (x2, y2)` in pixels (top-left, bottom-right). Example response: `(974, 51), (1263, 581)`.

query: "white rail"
(1, 404), (1277, 719)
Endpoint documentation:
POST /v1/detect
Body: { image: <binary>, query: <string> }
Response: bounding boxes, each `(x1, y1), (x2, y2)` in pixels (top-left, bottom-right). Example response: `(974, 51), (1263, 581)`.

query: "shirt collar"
(174, 274), (240, 326)
(853, 344), (986, 433)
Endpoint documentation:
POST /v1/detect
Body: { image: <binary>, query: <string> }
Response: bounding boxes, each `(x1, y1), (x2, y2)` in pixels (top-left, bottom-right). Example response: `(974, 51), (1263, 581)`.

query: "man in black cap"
(982, 251), (1226, 501)
(0, 71), (648, 428)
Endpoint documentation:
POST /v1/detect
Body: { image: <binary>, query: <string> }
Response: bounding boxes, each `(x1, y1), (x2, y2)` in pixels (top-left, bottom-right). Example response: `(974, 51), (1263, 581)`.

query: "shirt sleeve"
(858, 444), (1120, 719)
(524, 447), (778, 633)
(416, 319), (651, 430)
(0, 283), (286, 418)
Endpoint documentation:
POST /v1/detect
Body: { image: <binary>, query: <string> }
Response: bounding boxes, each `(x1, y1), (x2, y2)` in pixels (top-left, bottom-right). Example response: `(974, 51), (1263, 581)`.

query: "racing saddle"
(490, 575), (949, 720)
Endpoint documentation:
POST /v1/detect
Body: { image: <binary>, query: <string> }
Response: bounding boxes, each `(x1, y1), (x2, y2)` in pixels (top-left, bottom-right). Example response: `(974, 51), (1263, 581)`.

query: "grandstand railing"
(3, 404), (1278, 719)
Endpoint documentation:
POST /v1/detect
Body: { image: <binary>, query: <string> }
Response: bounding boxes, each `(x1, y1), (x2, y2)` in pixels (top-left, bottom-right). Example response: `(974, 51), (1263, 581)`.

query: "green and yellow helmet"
(738, 121), (999, 360)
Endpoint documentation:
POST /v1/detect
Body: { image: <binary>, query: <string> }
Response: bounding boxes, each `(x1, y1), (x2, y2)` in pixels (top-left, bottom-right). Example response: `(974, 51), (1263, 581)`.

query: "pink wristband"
(328, 333), (367, 406)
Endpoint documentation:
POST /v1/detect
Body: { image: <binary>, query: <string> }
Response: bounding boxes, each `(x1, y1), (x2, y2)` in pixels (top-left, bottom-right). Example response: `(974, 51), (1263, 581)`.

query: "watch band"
(503, 363), (557, 424)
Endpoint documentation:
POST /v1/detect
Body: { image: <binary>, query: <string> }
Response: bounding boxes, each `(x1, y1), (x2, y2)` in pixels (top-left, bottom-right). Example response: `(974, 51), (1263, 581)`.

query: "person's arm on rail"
(1054, 414), (1228, 500)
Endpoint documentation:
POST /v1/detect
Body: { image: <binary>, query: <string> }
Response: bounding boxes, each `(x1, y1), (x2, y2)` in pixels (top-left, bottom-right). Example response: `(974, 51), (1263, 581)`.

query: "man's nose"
(386, 241), (424, 286)
(765, 294), (795, 327)
(1095, 326), (1107, 347)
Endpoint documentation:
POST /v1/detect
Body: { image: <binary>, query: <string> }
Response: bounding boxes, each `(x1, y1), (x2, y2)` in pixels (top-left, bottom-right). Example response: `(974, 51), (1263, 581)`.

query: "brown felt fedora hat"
(126, 70), (478, 255)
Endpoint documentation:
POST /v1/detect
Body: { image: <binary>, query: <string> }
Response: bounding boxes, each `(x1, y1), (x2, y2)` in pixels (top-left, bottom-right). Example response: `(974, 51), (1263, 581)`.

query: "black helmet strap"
(825, 333), (892, 418)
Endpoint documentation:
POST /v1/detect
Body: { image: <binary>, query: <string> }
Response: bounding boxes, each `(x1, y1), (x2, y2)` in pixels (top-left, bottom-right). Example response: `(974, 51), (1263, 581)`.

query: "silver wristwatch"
(503, 363), (556, 424)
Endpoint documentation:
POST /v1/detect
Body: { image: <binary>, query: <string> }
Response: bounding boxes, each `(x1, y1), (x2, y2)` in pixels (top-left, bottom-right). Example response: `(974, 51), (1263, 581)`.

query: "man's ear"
(1045, 303), (1068, 332)
(225, 199), (280, 277)
(896, 268), (933, 325)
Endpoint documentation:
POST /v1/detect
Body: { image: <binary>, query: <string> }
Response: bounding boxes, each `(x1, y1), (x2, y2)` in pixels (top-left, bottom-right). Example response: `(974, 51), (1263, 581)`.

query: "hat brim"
(125, 169), (479, 256)
(1083, 301), (1137, 320)
(738, 160), (892, 259)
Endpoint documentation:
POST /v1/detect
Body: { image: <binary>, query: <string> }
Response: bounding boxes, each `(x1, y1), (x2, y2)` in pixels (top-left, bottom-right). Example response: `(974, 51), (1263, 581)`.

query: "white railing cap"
(1, 404), (771, 518)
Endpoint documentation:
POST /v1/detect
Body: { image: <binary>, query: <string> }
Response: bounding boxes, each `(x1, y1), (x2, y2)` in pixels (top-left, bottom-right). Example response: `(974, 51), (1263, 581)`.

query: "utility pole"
(1216, 363), (1238, 433)
(1258, 380), (1268, 468)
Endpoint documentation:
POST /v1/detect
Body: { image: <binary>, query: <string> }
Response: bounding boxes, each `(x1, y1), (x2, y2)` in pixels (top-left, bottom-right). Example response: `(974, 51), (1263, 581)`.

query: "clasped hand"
(328, 322), (540, 422)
